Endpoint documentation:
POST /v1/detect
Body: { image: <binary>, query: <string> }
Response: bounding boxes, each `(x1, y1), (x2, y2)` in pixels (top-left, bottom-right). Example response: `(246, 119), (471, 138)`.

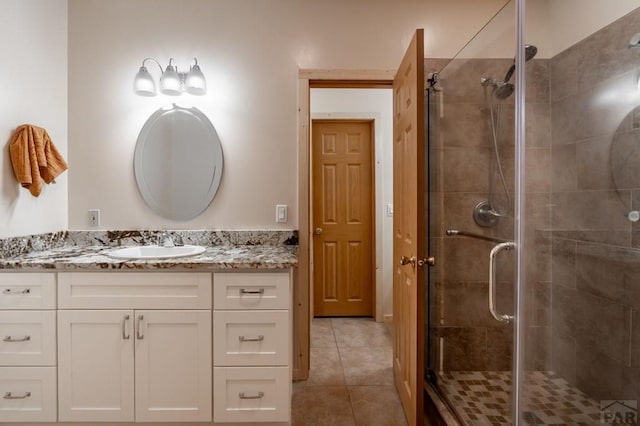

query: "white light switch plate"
(276, 205), (288, 223)
(88, 209), (100, 227)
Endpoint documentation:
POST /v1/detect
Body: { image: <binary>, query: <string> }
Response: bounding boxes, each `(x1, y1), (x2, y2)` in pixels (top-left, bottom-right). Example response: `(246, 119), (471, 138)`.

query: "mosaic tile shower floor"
(437, 371), (602, 425)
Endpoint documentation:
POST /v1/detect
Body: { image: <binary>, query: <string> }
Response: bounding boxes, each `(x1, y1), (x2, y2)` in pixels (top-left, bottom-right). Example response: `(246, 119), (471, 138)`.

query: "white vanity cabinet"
(57, 272), (212, 423)
(212, 271), (291, 423)
(0, 273), (58, 423)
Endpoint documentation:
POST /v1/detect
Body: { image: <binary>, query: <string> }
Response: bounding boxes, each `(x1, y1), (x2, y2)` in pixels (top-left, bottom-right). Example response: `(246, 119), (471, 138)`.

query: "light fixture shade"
(133, 66), (157, 96)
(185, 64), (207, 95)
(160, 65), (182, 96)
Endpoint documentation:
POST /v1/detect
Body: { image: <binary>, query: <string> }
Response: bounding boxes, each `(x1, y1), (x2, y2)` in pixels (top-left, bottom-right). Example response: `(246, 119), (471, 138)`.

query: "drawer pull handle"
(136, 315), (144, 340)
(2, 288), (30, 295)
(240, 288), (265, 295)
(239, 335), (264, 342)
(3, 335), (31, 342)
(239, 391), (264, 400)
(4, 392), (31, 400)
(122, 315), (130, 340)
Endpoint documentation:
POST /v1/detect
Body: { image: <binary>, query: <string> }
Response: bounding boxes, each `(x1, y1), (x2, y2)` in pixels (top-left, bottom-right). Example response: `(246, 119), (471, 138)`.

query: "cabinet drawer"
(214, 310), (289, 366)
(213, 272), (289, 310)
(0, 311), (56, 366)
(0, 274), (56, 310)
(58, 272), (211, 309)
(0, 367), (57, 422)
(213, 366), (290, 423)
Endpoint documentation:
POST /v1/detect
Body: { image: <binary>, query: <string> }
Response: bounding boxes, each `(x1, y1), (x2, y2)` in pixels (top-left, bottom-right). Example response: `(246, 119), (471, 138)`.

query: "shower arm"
(445, 229), (510, 244)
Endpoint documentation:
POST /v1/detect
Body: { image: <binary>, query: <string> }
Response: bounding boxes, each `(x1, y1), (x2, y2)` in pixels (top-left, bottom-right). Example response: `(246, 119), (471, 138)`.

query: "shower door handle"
(489, 242), (515, 324)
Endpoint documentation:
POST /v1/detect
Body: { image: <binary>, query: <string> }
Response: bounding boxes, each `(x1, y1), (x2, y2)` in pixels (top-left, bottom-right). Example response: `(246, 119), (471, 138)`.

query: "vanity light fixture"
(133, 57), (207, 97)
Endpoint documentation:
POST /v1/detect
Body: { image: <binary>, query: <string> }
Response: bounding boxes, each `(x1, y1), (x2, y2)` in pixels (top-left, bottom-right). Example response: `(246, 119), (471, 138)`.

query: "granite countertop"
(0, 244), (298, 271)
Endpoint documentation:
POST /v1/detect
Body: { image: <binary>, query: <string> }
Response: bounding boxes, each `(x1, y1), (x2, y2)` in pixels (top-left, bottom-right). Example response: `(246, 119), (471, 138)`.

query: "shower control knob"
(627, 211), (640, 222)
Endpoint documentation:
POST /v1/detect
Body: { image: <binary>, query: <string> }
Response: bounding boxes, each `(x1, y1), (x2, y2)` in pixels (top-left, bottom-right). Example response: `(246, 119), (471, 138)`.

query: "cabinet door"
(57, 310), (135, 422)
(135, 310), (212, 422)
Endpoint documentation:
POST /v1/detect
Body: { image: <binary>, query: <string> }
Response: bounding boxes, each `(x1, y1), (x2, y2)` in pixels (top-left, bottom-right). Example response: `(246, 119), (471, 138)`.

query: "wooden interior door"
(393, 29), (425, 426)
(312, 119), (374, 317)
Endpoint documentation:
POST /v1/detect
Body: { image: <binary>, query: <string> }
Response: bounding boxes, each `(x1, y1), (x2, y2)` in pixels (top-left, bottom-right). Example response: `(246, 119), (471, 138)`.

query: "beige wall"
(548, 0), (639, 55)
(0, 0), (68, 238)
(452, 0), (638, 60)
(3, 1), (635, 235)
(67, 0), (507, 230)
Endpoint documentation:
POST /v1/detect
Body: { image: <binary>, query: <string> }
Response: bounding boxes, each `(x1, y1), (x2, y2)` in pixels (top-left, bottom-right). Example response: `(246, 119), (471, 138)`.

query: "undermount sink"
(105, 245), (206, 260)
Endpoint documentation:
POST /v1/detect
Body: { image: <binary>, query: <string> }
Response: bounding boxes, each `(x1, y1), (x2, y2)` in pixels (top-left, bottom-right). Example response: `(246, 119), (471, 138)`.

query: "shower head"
(502, 44), (538, 83)
(524, 44), (539, 61)
(494, 82), (515, 99)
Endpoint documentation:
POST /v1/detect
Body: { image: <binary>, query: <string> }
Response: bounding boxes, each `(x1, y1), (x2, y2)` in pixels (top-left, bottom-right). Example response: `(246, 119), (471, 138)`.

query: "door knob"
(314, 228), (323, 235)
(399, 256), (416, 267)
(418, 257), (436, 267)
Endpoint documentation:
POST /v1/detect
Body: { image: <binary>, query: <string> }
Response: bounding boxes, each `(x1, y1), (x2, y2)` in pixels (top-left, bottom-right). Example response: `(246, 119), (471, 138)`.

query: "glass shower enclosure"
(425, 1), (640, 424)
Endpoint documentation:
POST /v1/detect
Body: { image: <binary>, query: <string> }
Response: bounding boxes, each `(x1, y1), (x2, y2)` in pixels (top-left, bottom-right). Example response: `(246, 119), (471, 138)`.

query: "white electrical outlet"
(88, 209), (100, 227)
(276, 205), (288, 223)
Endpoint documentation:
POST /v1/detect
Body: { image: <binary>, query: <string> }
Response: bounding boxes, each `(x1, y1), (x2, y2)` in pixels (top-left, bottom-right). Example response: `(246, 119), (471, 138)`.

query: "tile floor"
(438, 370), (602, 425)
(292, 317), (408, 426)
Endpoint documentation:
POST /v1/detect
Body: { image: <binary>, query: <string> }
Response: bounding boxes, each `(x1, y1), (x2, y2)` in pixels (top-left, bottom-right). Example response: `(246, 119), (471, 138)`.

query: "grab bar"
(445, 229), (509, 244)
(489, 242), (515, 324)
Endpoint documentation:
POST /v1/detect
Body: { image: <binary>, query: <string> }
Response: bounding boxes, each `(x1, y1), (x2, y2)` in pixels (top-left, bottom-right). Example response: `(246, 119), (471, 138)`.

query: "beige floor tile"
(311, 318), (337, 348)
(348, 386), (408, 426)
(305, 347), (346, 386)
(339, 346), (394, 386)
(332, 318), (392, 348)
(296, 318), (404, 425)
(292, 385), (356, 426)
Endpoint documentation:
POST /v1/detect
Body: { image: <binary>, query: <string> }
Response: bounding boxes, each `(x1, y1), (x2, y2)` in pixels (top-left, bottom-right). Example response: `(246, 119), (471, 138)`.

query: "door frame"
(311, 118), (376, 317)
(294, 70), (394, 380)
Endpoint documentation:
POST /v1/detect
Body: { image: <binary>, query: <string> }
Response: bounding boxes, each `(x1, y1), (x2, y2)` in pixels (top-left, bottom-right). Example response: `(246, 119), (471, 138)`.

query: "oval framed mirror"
(134, 104), (223, 220)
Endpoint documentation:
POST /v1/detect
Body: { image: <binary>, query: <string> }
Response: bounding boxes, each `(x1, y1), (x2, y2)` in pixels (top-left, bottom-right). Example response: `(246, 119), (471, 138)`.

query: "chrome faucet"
(158, 232), (175, 248)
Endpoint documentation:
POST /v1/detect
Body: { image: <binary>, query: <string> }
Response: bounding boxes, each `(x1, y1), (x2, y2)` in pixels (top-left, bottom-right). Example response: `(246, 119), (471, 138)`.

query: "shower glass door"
(426, 1), (640, 424)
(516, 2), (640, 424)
(425, 1), (519, 423)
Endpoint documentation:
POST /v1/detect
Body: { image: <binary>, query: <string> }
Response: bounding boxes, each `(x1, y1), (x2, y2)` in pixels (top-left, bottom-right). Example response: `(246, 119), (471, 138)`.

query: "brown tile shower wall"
(425, 56), (551, 372)
(549, 7), (640, 402)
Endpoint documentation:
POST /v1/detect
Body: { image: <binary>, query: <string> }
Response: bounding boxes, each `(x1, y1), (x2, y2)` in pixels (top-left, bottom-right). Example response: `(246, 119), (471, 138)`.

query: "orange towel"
(9, 124), (68, 197)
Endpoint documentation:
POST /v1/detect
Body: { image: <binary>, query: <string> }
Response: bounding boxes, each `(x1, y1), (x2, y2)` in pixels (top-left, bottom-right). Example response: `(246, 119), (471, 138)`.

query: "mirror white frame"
(134, 104), (224, 220)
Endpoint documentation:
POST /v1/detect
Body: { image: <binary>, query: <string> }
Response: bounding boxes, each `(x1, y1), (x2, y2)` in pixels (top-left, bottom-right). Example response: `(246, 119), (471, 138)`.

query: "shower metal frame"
(513, 0), (527, 422)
